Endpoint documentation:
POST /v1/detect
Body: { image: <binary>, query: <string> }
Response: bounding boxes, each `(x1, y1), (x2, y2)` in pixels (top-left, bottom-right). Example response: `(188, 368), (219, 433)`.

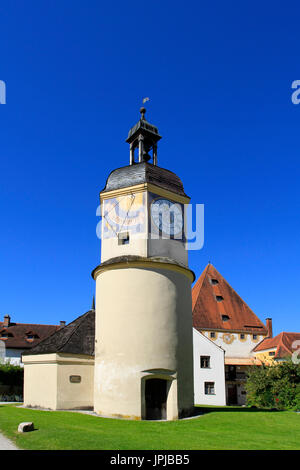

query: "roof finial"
(140, 106), (146, 120)
(140, 97), (149, 120)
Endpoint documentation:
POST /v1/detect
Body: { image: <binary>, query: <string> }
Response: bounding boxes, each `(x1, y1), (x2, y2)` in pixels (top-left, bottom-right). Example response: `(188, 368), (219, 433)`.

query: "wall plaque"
(69, 375), (81, 383)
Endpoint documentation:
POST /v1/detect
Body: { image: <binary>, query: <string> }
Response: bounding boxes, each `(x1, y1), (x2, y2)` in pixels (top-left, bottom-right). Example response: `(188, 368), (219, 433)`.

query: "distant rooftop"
(253, 331), (300, 359)
(0, 314), (61, 350)
(22, 309), (95, 357)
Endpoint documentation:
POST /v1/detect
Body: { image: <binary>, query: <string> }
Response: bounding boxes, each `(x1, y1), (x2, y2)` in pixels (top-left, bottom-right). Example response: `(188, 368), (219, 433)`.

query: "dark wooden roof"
(22, 310), (95, 356)
(102, 162), (188, 198)
(0, 321), (60, 349)
(192, 264), (268, 334)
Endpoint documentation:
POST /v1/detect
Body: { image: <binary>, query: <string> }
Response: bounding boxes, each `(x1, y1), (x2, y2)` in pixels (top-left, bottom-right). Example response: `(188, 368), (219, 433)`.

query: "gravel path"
(0, 432), (18, 450)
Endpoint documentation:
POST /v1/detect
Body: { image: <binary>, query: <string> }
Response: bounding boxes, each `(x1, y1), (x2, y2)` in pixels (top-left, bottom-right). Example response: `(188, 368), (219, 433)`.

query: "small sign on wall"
(69, 375), (81, 383)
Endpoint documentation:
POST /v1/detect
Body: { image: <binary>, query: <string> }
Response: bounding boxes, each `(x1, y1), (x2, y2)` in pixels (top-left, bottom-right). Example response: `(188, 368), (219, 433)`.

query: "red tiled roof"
(192, 264), (267, 334)
(253, 332), (300, 358)
(0, 321), (60, 349)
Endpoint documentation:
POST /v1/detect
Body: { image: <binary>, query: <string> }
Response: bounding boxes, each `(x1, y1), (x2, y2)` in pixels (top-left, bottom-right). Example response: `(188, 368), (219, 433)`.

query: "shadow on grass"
(194, 406), (283, 414)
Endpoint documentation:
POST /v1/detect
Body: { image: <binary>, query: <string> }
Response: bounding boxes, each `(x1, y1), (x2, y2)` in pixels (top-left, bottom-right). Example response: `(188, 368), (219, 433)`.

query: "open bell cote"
(126, 107), (162, 165)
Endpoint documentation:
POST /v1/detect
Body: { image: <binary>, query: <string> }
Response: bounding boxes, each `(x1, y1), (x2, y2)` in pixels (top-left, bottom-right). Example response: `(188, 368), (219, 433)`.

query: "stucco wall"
(193, 329), (226, 406)
(254, 349), (277, 365)
(23, 353), (94, 410)
(23, 354), (58, 409)
(201, 331), (266, 358)
(2, 348), (23, 366)
(94, 265), (194, 420)
(56, 355), (94, 409)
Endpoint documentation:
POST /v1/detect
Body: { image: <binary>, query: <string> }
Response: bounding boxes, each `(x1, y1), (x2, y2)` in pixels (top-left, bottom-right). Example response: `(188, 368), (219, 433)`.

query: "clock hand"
(117, 194), (136, 235)
(103, 194), (136, 238)
(103, 195), (129, 238)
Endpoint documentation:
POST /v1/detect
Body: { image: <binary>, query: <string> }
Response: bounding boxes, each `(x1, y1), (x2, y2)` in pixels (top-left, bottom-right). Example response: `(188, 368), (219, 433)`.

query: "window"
(269, 351), (275, 356)
(0, 330), (12, 340)
(240, 333), (245, 340)
(253, 334), (257, 340)
(216, 295), (224, 302)
(210, 332), (216, 338)
(200, 356), (210, 368)
(222, 315), (230, 322)
(205, 382), (215, 395)
(210, 278), (219, 285)
(25, 331), (38, 341)
(118, 232), (130, 245)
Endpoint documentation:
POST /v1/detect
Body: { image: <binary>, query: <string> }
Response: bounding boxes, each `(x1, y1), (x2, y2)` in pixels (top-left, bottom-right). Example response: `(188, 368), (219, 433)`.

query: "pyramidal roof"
(22, 309), (95, 357)
(192, 264), (267, 334)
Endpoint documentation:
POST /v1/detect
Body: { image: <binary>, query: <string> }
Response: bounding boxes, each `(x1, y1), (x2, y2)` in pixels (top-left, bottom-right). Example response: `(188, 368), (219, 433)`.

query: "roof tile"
(192, 264), (267, 334)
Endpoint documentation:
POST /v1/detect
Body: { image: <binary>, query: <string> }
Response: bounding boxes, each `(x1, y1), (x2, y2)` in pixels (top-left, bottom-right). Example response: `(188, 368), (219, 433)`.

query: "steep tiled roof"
(0, 321), (60, 349)
(22, 310), (95, 356)
(192, 264), (267, 334)
(253, 332), (300, 359)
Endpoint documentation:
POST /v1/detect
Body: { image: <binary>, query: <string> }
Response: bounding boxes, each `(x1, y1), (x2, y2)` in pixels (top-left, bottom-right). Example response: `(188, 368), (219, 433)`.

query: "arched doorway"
(145, 378), (167, 420)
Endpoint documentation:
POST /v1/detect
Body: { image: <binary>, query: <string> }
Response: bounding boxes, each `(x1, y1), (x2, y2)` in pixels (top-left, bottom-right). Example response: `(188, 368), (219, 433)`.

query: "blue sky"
(0, 0), (299, 335)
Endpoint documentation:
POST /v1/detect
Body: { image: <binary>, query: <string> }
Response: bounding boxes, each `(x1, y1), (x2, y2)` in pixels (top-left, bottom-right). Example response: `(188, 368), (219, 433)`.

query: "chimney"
(266, 318), (273, 338)
(60, 321), (66, 328)
(3, 315), (10, 327)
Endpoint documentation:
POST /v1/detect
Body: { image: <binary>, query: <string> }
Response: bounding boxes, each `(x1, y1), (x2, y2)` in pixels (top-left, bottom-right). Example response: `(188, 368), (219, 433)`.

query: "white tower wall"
(94, 265), (194, 420)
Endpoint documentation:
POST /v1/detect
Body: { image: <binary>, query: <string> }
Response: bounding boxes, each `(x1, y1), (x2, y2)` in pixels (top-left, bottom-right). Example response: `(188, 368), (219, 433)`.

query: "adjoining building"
(0, 314), (63, 366)
(193, 328), (226, 406)
(22, 309), (94, 410)
(253, 332), (300, 364)
(192, 263), (270, 406)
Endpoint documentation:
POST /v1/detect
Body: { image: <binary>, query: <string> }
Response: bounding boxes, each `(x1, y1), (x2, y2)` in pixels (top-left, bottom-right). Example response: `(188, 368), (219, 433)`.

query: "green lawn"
(0, 405), (299, 450)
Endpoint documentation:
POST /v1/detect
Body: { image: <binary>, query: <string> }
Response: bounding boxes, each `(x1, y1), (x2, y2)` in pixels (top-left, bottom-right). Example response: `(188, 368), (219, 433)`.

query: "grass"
(0, 405), (299, 450)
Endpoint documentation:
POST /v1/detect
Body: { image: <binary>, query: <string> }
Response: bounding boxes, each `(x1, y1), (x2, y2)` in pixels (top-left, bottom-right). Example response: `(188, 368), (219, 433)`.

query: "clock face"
(102, 193), (146, 239)
(150, 198), (183, 237)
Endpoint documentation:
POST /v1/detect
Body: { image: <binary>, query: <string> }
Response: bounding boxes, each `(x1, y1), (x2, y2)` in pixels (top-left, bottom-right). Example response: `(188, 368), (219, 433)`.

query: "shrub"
(245, 360), (300, 410)
(0, 363), (23, 387)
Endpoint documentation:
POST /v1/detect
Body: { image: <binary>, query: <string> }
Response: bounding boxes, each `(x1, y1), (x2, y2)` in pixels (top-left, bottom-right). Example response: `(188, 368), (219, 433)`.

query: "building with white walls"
(193, 328), (226, 406)
(192, 263), (271, 405)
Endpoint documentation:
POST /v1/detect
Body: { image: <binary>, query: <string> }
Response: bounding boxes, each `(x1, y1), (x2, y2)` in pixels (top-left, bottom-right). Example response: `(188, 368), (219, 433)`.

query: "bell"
(143, 152), (151, 162)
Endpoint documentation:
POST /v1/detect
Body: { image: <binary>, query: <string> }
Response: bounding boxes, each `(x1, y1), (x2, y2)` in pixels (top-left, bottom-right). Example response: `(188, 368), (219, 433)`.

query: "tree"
(245, 360), (300, 410)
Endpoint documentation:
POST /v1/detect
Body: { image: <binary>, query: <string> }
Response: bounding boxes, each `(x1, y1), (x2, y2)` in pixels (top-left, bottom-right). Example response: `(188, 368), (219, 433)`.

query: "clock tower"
(93, 107), (195, 420)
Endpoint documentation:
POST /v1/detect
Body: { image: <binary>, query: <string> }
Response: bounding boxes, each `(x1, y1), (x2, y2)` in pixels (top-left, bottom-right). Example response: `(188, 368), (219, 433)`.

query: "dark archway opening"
(145, 378), (167, 420)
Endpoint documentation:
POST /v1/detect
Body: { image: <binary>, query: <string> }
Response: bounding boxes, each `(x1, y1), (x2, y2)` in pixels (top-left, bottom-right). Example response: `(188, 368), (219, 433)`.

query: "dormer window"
(216, 295), (224, 302)
(210, 279), (219, 285)
(221, 315), (230, 322)
(0, 329), (13, 340)
(25, 331), (39, 342)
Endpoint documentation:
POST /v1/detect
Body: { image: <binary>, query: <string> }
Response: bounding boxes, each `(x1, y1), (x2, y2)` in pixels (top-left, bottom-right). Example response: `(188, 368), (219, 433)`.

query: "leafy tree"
(245, 360), (300, 410)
